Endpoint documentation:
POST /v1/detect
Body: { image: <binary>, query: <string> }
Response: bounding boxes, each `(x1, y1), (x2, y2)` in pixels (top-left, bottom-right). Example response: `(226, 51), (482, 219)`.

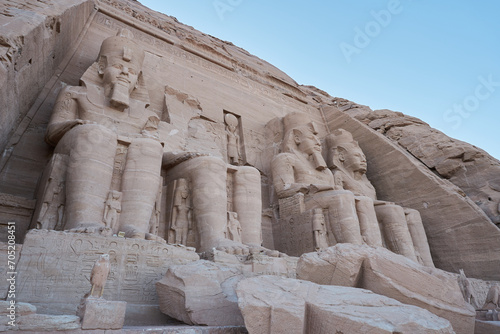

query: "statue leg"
(355, 196), (383, 247)
(119, 138), (163, 238)
(307, 190), (363, 245)
(55, 124), (116, 230)
(232, 166), (262, 247)
(165, 156), (228, 253)
(404, 208), (435, 267)
(375, 203), (418, 262)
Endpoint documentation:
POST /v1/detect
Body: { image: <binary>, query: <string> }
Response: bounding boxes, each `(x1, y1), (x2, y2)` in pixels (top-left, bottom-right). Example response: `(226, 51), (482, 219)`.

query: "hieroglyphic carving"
(16, 230), (199, 311)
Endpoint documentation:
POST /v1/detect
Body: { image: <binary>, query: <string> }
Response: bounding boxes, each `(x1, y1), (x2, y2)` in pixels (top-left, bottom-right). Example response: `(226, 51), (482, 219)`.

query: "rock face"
(350, 108), (500, 227)
(156, 260), (246, 326)
(297, 244), (475, 334)
(236, 275), (454, 334)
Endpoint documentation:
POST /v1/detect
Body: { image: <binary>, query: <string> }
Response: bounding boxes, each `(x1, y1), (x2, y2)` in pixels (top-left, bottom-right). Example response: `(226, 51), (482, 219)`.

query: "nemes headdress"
(282, 112), (319, 152)
(98, 28), (145, 67)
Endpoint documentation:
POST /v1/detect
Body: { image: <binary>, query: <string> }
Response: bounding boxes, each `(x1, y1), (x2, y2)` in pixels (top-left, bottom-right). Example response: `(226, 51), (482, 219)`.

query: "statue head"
(326, 129), (367, 175)
(97, 29), (145, 109)
(282, 112), (326, 170)
(225, 113), (239, 132)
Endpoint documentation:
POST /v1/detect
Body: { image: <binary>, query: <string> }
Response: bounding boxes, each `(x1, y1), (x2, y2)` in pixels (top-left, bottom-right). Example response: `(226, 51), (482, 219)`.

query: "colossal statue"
(271, 112), (434, 266)
(44, 29), (163, 240)
(40, 28), (266, 255)
(271, 112), (366, 246)
(326, 128), (434, 267)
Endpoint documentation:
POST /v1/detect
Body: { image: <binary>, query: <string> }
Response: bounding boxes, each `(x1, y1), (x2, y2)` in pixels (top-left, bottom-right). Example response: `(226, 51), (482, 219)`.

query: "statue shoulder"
(271, 152), (299, 169)
(57, 85), (86, 101)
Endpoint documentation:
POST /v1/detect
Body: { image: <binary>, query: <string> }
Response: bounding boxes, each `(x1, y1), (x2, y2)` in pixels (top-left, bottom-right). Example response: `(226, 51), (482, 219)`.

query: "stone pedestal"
(78, 297), (126, 330)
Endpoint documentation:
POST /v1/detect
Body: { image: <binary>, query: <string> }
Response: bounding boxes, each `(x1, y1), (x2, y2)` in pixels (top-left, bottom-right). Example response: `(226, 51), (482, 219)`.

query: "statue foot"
(145, 232), (166, 243)
(124, 230), (145, 239)
(215, 239), (251, 256)
(69, 226), (106, 235)
(248, 246), (282, 258)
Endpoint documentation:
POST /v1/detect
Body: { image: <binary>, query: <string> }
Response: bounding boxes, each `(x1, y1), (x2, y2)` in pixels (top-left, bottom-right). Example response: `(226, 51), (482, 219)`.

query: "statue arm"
(272, 154), (310, 198)
(45, 86), (89, 146)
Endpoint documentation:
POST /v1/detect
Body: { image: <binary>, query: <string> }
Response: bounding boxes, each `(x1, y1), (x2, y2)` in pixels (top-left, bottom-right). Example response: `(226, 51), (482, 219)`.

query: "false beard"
(311, 150), (327, 170)
(110, 82), (130, 109)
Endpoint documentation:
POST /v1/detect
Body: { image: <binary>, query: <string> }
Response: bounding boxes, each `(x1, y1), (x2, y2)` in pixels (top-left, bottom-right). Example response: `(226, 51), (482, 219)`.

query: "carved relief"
(225, 211), (242, 243)
(312, 208), (329, 251)
(224, 113), (242, 165)
(168, 178), (192, 245)
(103, 191), (122, 232)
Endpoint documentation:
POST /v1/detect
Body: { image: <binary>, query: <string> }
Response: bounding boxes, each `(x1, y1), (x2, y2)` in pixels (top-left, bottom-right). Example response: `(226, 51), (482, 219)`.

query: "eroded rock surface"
(236, 275), (454, 334)
(156, 260), (247, 326)
(347, 107), (500, 227)
(297, 244), (475, 334)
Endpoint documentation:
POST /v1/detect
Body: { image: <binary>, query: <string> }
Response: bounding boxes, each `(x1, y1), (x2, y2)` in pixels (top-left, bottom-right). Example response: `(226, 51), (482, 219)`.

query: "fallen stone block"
(236, 275), (454, 334)
(78, 297), (126, 330)
(156, 260), (247, 326)
(297, 243), (475, 334)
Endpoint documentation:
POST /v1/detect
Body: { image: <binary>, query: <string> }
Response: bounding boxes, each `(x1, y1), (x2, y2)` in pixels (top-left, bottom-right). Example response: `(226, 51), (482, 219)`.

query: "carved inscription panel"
(16, 230), (199, 309)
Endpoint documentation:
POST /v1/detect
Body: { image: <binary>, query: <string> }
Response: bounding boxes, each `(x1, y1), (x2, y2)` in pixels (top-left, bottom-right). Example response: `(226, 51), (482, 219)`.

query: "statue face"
(102, 55), (140, 95)
(295, 129), (322, 155)
(343, 146), (367, 173)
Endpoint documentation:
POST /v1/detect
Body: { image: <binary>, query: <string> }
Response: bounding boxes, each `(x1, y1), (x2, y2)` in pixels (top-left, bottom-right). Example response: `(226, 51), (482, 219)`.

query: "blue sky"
(139, 0), (500, 160)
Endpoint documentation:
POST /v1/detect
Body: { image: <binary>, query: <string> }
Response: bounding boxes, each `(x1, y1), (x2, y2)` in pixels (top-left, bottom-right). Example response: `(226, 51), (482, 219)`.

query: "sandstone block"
(236, 275), (454, 334)
(17, 314), (80, 331)
(156, 260), (247, 326)
(78, 297), (126, 330)
(297, 244), (475, 334)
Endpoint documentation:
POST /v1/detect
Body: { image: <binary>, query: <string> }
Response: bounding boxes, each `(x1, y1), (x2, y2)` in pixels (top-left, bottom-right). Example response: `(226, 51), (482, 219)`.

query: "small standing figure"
(226, 211), (242, 243)
(457, 269), (477, 308)
(225, 113), (241, 165)
(38, 179), (65, 230)
(312, 208), (329, 250)
(103, 191), (122, 231)
(89, 254), (110, 298)
(483, 284), (500, 310)
(149, 184), (162, 236)
(170, 179), (191, 245)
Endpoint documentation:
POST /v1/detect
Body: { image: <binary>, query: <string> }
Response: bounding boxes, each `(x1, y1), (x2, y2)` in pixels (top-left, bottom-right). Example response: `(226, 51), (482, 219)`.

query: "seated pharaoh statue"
(325, 129), (434, 267)
(271, 112), (434, 266)
(39, 28), (266, 254)
(43, 28), (163, 240)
